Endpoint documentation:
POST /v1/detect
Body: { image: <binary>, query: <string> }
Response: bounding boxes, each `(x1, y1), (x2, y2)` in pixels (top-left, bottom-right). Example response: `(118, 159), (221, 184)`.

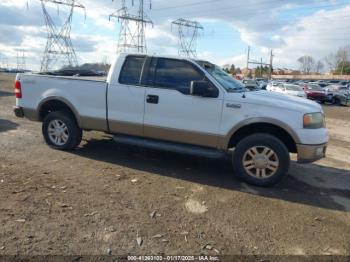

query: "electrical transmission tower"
(171, 18), (203, 58)
(39, 0), (85, 71)
(110, 0), (153, 54)
(16, 52), (26, 71)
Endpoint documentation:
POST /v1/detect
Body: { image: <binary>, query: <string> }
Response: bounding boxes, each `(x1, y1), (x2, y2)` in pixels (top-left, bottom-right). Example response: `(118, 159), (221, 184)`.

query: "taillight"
(15, 80), (22, 98)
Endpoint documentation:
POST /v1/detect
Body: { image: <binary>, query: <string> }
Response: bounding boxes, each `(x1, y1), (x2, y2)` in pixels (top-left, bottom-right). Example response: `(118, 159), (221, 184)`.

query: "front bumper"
(13, 106), (24, 118)
(297, 143), (327, 163)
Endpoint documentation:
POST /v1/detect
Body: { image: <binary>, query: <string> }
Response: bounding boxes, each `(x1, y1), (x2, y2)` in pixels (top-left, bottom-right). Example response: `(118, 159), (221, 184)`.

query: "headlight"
(303, 113), (325, 129)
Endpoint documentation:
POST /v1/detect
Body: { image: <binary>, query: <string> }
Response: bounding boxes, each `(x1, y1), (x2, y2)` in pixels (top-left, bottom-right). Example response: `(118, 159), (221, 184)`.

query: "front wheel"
(232, 134), (290, 187)
(42, 111), (82, 150)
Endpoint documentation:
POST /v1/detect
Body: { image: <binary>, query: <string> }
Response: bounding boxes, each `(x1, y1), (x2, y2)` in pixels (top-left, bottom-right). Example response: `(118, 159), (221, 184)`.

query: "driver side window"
(154, 58), (204, 95)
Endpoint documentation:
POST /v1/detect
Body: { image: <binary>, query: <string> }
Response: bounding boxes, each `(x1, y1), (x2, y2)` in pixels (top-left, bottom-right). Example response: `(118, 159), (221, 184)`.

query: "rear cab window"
(119, 56), (146, 85)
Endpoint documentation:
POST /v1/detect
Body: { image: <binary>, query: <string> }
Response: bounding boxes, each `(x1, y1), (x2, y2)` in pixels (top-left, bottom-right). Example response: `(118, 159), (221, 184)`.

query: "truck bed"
(17, 73), (108, 131)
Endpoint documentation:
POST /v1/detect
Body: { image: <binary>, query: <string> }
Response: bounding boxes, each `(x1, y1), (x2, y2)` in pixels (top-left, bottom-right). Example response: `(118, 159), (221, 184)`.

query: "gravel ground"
(0, 73), (349, 257)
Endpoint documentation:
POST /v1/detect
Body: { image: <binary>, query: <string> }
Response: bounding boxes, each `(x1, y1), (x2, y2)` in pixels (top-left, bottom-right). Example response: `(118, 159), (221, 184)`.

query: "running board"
(112, 135), (226, 159)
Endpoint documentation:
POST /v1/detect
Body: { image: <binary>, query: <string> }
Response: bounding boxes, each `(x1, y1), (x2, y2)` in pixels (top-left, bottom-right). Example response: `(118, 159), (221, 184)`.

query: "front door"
(143, 58), (223, 148)
(107, 55), (146, 136)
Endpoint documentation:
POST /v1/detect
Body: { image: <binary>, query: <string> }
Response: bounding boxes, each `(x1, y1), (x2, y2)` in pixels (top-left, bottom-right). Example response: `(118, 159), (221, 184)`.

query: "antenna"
(171, 18), (203, 58)
(39, 0), (85, 71)
(110, 0), (153, 54)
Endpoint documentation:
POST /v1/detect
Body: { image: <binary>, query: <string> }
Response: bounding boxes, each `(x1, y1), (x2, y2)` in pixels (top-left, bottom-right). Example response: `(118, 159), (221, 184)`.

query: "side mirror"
(190, 81), (218, 98)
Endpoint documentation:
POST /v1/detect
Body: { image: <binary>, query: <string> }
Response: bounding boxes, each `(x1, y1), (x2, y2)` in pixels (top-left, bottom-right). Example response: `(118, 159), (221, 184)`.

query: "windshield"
(195, 60), (245, 92)
(285, 84), (303, 91)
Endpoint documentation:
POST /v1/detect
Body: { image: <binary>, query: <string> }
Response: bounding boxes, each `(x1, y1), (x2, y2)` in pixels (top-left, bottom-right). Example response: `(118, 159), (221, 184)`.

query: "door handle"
(146, 95), (159, 104)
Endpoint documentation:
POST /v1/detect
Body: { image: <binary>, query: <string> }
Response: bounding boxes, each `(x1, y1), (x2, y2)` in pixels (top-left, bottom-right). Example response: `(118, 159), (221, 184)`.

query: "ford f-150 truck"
(14, 53), (329, 186)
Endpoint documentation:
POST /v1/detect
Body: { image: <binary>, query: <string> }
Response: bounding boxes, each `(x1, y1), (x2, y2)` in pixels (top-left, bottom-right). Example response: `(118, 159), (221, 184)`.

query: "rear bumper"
(13, 106), (38, 120)
(297, 143), (327, 163)
(307, 95), (327, 102)
(13, 106), (24, 118)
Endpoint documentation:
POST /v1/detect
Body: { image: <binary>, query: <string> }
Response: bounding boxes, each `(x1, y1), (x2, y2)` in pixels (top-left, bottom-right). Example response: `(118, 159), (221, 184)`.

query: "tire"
(334, 98), (341, 106)
(42, 111), (82, 150)
(232, 134), (290, 187)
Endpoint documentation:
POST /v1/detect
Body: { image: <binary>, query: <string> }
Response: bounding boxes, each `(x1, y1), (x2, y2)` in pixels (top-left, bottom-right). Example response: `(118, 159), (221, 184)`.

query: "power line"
(153, 0), (348, 12)
(152, 0), (350, 20)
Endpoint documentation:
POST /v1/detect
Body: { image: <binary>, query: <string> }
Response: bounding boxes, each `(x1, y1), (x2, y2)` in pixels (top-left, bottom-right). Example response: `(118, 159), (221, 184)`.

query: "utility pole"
(22, 53), (26, 71)
(246, 46), (271, 79)
(246, 46), (250, 69)
(16, 53), (20, 71)
(110, 0), (153, 54)
(171, 18), (203, 58)
(269, 49), (274, 79)
(260, 58), (263, 77)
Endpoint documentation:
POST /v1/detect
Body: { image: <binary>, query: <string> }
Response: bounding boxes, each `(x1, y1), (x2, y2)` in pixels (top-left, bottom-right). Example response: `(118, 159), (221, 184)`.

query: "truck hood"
(226, 90), (322, 113)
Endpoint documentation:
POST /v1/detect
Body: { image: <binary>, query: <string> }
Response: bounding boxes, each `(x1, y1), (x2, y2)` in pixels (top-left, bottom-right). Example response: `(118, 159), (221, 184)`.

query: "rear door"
(107, 55), (146, 136)
(142, 57), (223, 148)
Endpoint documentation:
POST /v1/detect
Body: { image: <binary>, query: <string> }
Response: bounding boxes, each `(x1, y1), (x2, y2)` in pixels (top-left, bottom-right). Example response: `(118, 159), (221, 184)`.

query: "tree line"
(297, 46), (350, 75)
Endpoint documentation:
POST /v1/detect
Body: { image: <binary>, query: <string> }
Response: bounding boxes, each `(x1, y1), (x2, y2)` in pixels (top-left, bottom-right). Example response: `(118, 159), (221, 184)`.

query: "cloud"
(273, 5), (350, 69)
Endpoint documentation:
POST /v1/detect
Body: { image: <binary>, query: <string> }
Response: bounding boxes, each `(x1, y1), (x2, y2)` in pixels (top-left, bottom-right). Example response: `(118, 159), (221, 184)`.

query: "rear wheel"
(232, 134), (290, 187)
(329, 96), (336, 105)
(334, 98), (341, 106)
(42, 111), (82, 150)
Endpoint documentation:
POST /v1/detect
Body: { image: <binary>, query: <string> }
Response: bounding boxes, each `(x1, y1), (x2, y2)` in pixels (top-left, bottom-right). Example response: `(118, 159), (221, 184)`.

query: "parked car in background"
(270, 83), (306, 98)
(266, 81), (282, 91)
(258, 80), (268, 90)
(242, 79), (259, 90)
(323, 84), (343, 104)
(275, 83), (306, 98)
(333, 86), (350, 106)
(304, 84), (327, 103)
(315, 80), (328, 88)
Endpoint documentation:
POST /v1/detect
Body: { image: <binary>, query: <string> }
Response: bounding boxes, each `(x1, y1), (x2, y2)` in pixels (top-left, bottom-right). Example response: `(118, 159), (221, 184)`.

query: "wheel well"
(39, 99), (77, 123)
(228, 123), (297, 153)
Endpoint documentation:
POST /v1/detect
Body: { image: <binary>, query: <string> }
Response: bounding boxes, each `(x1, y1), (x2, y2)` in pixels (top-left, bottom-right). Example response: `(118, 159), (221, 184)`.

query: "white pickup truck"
(14, 53), (328, 186)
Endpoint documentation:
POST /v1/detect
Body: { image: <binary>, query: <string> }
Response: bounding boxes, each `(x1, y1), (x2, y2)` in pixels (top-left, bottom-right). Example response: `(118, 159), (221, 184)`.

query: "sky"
(0, 0), (350, 71)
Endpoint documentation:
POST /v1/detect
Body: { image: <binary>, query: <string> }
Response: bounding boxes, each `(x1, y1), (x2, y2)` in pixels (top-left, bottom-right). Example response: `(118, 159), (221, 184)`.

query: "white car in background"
(272, 83), (306, 98)
(266, 81), (282, 91)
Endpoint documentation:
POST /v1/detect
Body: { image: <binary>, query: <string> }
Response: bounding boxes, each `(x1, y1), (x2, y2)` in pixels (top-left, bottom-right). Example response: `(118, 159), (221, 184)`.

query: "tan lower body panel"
(80, 116), (108, 132)
(144, 125), (218, 148)
(108, 120), (143, 137)
(105, 120), (222, 149)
